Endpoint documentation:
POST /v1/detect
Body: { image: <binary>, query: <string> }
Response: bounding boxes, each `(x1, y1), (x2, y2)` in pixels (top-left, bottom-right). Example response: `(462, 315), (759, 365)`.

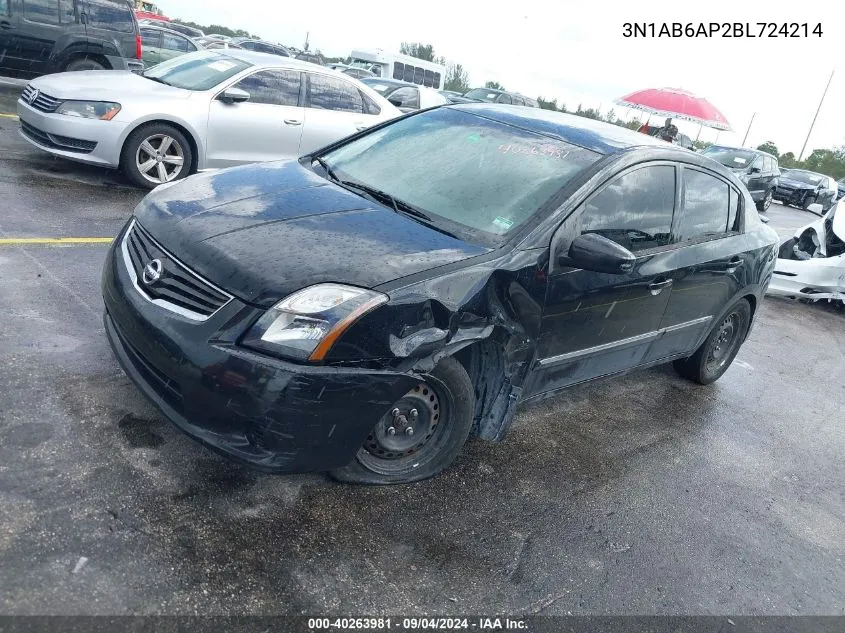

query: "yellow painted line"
(0, 113), (19, 119)
(0, 237), (114, 245)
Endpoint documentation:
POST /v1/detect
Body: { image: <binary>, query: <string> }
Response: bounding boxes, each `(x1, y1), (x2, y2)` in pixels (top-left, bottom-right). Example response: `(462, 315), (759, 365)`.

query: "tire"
(120, 123), (192, 189)
(673, 299), (751, 386)
(64, 57), (106, 72)
(756, 189), (773, 212)
(330, 356), (475, 485)
(802, 196), (817, 211)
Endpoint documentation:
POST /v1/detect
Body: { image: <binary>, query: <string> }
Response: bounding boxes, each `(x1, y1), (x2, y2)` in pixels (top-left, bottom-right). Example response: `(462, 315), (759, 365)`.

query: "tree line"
(754, 141), (845, 180)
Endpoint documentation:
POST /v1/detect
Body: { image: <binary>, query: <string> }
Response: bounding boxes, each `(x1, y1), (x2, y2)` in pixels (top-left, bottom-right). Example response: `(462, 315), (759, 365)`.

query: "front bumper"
(102, 222), (417, 473)
(774, 186), (812, 207)
(17, 99), (127, 167)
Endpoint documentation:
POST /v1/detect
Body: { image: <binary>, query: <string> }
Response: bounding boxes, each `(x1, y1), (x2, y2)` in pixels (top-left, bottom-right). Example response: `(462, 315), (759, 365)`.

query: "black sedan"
(102, 105), (779, 484)
(775, 168), (838, 212)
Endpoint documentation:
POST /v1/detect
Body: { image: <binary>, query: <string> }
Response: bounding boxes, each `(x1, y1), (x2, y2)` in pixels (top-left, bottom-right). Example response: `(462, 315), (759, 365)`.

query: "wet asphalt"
(0, 83), (843, 616)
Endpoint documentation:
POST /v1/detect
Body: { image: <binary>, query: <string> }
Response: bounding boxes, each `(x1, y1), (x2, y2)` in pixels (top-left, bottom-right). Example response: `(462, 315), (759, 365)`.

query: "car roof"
(707, 144), (769, 156)
(214, 49), (327, 69)
(449, 104), (669, 155)
(362, 77), (415, 88)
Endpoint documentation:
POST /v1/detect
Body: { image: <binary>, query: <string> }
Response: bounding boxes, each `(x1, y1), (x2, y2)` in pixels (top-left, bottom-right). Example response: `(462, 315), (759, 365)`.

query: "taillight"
(136, 34), (142, 59)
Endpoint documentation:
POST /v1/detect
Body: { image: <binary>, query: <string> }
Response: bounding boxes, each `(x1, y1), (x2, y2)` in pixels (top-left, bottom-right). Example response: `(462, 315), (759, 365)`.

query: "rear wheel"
(756, 189), (773, 212)
(673, 299), (751, 385)
(121, 123), (192, 189)
(330, 356), (475, 485)
(64, 57), (106, 72)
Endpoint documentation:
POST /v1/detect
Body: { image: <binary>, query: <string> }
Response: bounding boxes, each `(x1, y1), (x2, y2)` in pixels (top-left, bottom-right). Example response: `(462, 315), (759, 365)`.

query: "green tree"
(756, 141), (779, 157)
(537, 96), (558, 111)
(692, 140), (712, 151)
(399, 42), (444, 64)
(484, 80), (505, 90)
(779, 152), (797, 168)
(604, 108), (617, 124)
(444, 64), (470, 93)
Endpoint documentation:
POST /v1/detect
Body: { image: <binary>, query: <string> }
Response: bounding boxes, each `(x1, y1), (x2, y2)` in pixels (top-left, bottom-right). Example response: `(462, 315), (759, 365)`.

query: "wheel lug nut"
(387, 426), (396, 436)
(392, 408), (400, 417)
(409, 408), (418, 421)
(405, 427), (414, 436)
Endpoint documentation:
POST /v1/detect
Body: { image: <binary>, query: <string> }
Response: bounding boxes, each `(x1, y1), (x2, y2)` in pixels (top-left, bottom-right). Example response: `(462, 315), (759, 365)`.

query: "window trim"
(305, 71), (367, 114)
(673, 164), (744, 247)
(216, 68), (305, 107)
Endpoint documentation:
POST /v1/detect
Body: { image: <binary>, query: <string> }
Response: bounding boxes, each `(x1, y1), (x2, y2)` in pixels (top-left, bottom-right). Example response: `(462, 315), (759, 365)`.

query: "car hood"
(779, 178), (814, 189)
(134, 161), (490, 306)
(29, 71), (191, 101)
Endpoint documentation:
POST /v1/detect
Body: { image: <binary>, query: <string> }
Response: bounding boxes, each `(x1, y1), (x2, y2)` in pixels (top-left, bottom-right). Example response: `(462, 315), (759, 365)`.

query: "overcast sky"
(165, 0), (842, 156)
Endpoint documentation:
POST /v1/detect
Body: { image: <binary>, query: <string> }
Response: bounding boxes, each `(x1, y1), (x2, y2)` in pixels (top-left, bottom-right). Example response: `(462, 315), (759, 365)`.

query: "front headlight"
(242, 284), (388, 362)
(56, 100), (121, 120)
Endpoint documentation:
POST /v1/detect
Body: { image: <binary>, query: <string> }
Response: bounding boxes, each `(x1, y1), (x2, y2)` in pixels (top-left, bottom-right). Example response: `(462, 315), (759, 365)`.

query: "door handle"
(726, 257), (743, 274)
(648, 279), (673, 296)
(283, 119), (302, 126)
(0, 21), (13, 30)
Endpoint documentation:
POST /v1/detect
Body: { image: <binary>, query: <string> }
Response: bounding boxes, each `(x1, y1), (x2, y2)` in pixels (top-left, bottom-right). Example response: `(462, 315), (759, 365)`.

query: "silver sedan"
(16, 50), (401, 189)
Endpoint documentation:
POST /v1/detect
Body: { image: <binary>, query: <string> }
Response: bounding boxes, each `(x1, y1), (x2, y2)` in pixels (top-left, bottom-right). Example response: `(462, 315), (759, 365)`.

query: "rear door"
(745, 154), (766, 200)
(139, 25), (161, 66)
(529, 163), (679, 395)
(13, 0), (77, 76)
(206, 68), (305, 168)
(0, 0), (21, 75)
(300, 72), (380, 153)
(158, 29), (193, 62)
(648, 166), (744, 360)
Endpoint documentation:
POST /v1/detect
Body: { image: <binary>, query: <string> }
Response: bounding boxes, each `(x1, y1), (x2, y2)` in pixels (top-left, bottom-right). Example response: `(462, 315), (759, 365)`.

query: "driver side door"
(527, 163), (680, 397)
(206, 69), (305, 169)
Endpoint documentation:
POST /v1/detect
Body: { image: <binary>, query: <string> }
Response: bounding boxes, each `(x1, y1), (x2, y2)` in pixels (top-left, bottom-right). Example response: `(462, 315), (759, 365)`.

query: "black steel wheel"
(330, 356), (475, 485)
(674, 299), (751, 385)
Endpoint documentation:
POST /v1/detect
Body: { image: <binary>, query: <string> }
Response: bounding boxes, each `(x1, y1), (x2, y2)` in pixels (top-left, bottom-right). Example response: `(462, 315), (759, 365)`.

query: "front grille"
(121, 220), (233, 321)
(20, 120), (97, 154)
(21, 85), (63, 113)
(110, 314), (184, 413)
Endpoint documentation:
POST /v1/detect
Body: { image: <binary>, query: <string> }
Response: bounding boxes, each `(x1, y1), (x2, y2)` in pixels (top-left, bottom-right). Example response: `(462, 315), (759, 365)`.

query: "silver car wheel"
(135, 134), (185, 185)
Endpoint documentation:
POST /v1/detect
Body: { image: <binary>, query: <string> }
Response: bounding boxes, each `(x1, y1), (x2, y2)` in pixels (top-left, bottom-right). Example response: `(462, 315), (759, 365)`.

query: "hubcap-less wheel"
(705, 312), (740, 374)
(358, 381), (446, 475)
(762, 190), (773, 211)
(135, 134), (185, 185)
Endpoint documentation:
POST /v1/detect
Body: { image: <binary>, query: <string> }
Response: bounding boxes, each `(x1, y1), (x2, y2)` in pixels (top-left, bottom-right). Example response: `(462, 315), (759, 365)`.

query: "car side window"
(234, 70), (301, 107)
(388, 86), (419, 109)
(0, 0), (7, 15)
(676, 169), (731, 243)
(728, 187), (740, 232)
(577, 165), (675, 253)
(308, 74), (365, 113)
(497, 93), (512, 105)
(86, 0), (134, 32)
(162, 32), (189, 52)
(750, 155), (763, 171)
(59, 0), (74, 23)
(360, 90), (381, 115)
(140, 28), (159, 47)
(23, 0), (59, 24)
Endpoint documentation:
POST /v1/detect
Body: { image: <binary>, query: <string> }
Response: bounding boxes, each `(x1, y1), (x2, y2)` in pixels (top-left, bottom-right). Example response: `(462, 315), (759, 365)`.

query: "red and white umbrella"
(615, 87), (732, 131)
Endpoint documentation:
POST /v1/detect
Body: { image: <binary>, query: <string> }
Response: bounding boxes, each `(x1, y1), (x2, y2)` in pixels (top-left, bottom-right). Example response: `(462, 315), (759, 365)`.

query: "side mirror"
(219, 87), (250, 104)
(749, 166), (761, 174)
(807, 203), (823, 215)
(565, 233), (636, 274)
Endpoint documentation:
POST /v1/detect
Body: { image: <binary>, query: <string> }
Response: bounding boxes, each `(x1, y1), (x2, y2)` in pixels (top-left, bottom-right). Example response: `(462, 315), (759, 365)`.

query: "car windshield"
(784, 170), (824, 185)
(464, 88), (501, 102)
(320, 108), (600, 244)
(143, 51), (252, 90)
(702, 146), (757, 169)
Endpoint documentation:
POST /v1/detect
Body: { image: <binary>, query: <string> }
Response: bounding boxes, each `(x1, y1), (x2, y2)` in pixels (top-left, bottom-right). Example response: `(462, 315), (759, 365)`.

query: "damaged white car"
(767, 201), (845, 306)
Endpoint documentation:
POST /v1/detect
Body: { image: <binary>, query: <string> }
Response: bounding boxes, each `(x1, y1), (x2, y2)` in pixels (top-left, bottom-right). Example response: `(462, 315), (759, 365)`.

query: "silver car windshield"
(144, 51), (252, 90)
(321, 108), (600, 242)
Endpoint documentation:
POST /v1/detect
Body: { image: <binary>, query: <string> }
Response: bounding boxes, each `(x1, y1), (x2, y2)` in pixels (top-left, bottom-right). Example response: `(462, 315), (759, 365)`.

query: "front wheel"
(120, 123), (192, 189)
(802, 196), (817, 211)
(756, 189), (773, 212)
(330, 356), (475, 485)
(673, 299), (751, 385)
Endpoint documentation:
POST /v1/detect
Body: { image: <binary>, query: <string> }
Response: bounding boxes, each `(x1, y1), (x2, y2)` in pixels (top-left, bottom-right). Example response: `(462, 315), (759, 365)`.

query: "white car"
(360, 78), (449, 112)
(17, 50), (401, 188)
(767, 201), (845, 306)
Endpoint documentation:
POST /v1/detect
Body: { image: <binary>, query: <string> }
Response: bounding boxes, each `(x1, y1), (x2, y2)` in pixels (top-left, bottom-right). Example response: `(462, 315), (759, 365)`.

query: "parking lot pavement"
(1, 83), (844, 616)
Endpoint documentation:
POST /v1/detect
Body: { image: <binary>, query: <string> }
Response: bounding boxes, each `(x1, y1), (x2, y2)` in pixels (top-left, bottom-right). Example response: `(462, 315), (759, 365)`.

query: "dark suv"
(701, 146), (780, 212)
(0, 0), (142, 78)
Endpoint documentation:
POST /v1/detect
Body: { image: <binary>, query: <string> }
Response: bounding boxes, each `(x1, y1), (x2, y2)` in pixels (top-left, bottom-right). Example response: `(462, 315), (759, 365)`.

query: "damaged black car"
(102, 104), (779, 484)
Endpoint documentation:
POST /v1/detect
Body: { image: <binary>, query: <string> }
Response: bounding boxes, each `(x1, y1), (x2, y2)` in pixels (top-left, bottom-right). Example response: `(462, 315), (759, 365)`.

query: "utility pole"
(304, 31), (310, 51)
(799, 69), (834, 161)
(742, 112), (756, 146)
